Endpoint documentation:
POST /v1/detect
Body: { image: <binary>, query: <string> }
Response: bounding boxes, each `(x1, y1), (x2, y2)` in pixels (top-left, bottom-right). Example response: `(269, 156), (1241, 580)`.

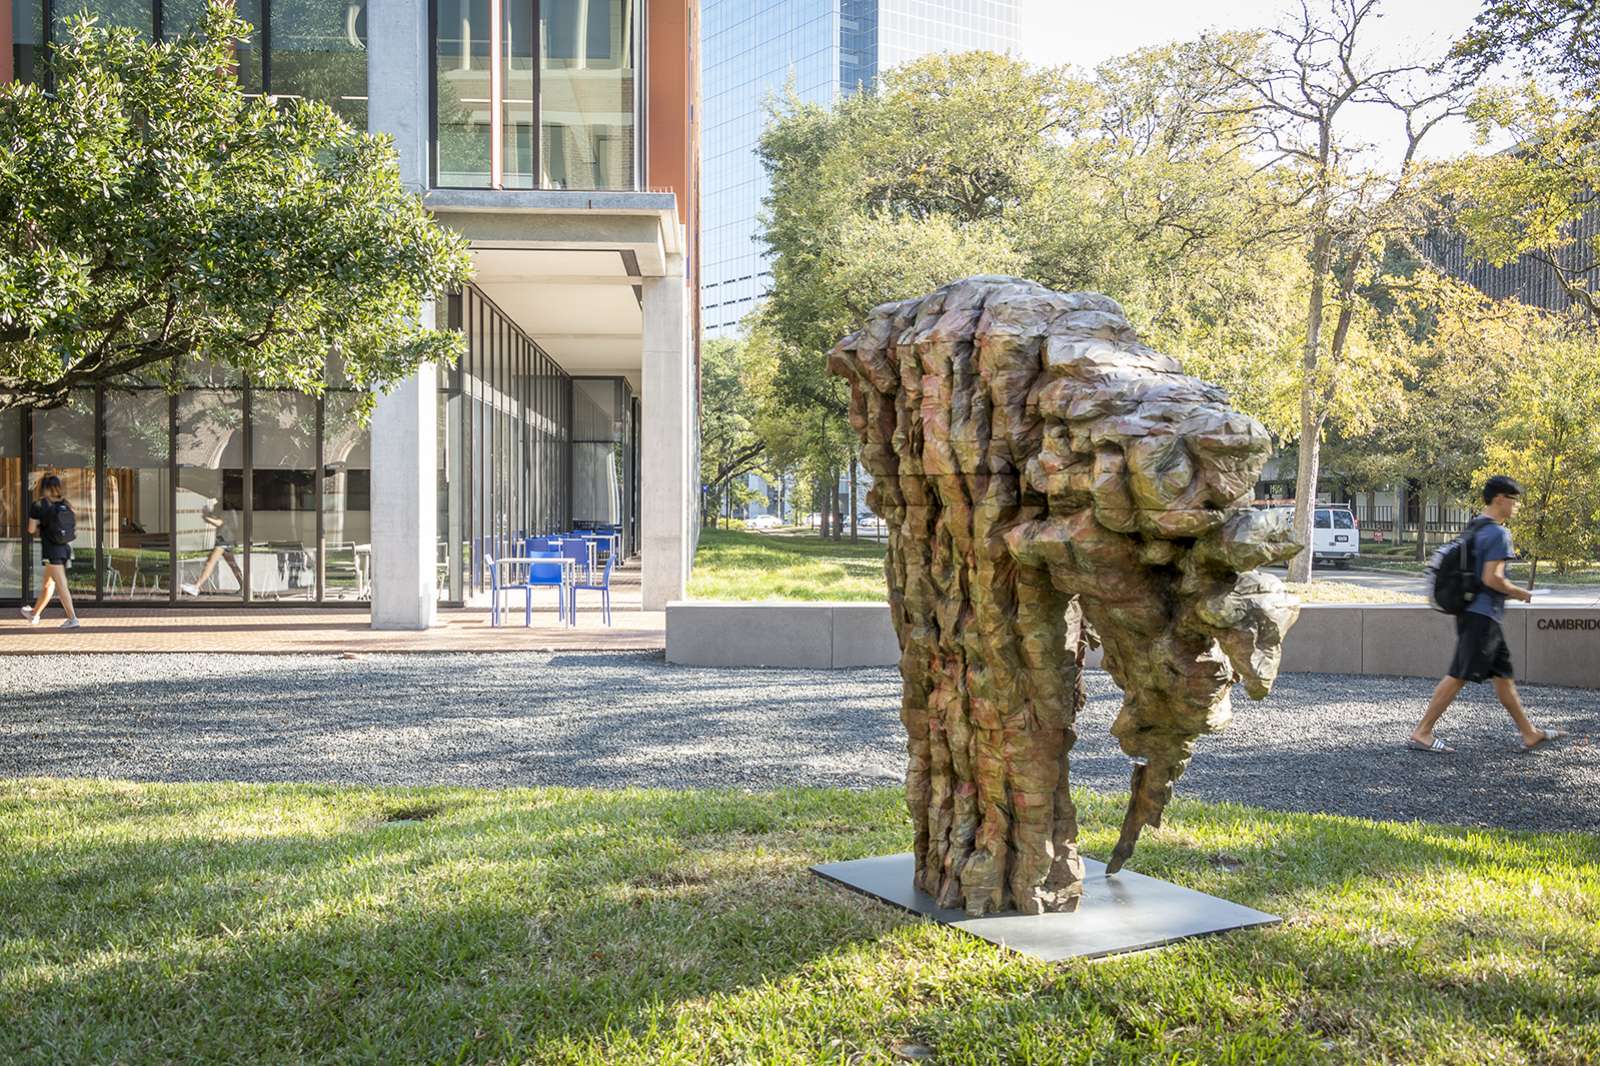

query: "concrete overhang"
(424, 189), (687, 396)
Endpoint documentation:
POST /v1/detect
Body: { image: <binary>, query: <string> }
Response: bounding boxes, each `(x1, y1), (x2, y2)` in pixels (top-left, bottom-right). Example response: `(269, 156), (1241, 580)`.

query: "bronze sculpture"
(827, 277), (1302, 917)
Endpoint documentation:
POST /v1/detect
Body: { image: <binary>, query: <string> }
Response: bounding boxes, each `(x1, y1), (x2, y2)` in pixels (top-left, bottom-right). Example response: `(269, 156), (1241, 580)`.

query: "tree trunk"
(1414, 494), (1429, 563)
(817, 473), (830, 536)
(831, 468), (845, 540)
(1530, 556), (1540, 590)
(1395, 482), (1408, 546)
(849, 451), (859, 543)
(1288, 225), (1334, 586)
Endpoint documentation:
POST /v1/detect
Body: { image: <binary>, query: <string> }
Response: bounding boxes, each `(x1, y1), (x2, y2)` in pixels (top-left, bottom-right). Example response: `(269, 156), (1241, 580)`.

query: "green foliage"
(1453, 0), (1600, 92)
(698, 336), (770, 520)
(1480, 336), (1600, 575)
(1440, 83), (1600, 317)
(0, 2), (473, 411)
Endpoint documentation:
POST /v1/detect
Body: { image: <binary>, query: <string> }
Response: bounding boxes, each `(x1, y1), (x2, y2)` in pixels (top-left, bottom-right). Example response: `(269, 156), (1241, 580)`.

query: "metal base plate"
(810, 852), (1279, 961)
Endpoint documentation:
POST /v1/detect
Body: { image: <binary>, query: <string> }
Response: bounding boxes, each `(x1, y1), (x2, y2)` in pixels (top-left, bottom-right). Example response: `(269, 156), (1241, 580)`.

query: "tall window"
(433, 0), (639, 190)
(16, 0), (367, 123)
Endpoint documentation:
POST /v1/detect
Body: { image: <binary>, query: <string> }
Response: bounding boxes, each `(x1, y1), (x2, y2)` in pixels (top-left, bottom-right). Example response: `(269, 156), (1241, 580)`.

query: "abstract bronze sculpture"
(827, 277), (1302, 917)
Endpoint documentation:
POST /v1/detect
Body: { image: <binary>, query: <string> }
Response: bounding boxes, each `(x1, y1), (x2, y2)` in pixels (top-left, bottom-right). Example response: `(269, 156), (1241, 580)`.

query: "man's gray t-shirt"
(1465, 520), (1515, 622)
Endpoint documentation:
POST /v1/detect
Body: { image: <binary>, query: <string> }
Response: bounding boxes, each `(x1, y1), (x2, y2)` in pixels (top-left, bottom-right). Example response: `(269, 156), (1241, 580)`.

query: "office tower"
(701, 0), (1020, 335)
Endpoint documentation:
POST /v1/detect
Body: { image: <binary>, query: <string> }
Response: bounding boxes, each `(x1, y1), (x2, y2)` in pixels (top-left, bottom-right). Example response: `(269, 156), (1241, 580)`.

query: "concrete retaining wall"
(667, 601), (1600, 688)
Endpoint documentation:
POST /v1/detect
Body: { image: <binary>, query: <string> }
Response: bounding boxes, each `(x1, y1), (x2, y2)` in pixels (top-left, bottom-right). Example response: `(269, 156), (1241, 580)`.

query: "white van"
(1263, 505), (1360, 568)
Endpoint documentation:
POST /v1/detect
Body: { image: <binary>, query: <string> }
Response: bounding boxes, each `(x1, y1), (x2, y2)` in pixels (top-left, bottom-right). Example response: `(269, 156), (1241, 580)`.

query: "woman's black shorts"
(1449, 611), (1514, 683)
(40, 543), (72, 566)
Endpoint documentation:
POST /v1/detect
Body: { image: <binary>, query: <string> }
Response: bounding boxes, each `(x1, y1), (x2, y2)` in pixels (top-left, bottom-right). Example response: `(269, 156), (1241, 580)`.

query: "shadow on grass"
(2, 781), (1597, 1064)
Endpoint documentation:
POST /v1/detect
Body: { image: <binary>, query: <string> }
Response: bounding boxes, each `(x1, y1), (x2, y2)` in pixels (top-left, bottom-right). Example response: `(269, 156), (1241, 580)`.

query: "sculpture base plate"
(810, 853), (1278, 961)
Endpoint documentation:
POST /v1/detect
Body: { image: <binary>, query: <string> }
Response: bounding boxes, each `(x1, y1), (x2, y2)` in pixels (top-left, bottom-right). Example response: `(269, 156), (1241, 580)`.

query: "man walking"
(1409, 475), (1566, 754)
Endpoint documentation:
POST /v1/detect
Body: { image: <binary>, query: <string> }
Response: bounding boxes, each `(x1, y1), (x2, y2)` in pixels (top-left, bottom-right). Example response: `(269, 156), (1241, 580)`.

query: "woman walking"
(22, 474), (81, 629)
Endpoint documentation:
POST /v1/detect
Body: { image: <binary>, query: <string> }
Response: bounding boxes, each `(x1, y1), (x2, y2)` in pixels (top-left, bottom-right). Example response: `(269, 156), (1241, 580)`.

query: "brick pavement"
(2, 562), (663, 654)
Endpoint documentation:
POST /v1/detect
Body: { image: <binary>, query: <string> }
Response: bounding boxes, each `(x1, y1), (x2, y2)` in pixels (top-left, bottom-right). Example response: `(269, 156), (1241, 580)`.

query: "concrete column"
(641, 253), (692, 610)
(367, 0), (439, 628)
(370, 342), (440, 629)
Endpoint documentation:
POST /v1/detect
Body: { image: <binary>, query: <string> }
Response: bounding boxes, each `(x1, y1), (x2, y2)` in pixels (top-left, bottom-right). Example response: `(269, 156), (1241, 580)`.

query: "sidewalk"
(0, 606), (664, 654)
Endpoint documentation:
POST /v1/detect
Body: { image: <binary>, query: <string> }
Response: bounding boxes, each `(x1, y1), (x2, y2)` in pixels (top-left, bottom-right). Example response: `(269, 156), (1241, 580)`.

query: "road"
(1271, 564), (1600, 607)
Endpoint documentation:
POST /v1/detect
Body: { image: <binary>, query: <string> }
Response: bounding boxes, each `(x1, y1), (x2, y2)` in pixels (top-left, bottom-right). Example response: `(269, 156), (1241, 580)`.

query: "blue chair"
(571, 546), (616, 626)
(523, 558), (570, 626)
(559, 539), (592, 584)
(526, 535), (561, 554)
(489, 556), (569, 627)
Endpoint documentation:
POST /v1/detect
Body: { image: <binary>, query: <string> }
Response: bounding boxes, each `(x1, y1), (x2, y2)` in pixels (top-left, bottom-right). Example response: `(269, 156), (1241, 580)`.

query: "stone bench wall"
(666, 602), (1600, 688)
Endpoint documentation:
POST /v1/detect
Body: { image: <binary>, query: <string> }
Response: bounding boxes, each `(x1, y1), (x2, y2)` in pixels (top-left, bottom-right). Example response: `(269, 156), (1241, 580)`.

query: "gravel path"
(1, 653), (1595, 832)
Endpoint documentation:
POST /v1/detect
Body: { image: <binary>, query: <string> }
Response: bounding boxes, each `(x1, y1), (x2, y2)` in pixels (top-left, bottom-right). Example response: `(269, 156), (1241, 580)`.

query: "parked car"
(1262, 505), (1360, 568)
(748, 514), (783, 530)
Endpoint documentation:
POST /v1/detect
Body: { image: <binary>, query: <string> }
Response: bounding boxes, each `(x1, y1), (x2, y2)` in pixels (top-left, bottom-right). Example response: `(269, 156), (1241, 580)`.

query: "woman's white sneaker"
(60, 618), (81, 629)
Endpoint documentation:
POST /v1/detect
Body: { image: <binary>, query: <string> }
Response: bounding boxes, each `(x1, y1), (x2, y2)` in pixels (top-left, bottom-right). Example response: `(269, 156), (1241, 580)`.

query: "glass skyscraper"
(700, 0), (1020, 335)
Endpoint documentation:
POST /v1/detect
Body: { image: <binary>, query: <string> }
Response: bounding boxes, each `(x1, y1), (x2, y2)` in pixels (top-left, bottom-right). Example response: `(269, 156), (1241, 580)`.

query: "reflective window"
(322, 391), (371, 600)
(1314, 509), (1332, 529)
(12, 0), (45, 85)
(0, 410), (21, 598)
(251, 391), (319, 600)
(271, 0), (369, 127)
(540, 0), (637, 190)
(1333, 510), (1355, 530)
(434, 0), (639, 190)
(54, 0), (154, 34)
(104, 390), (173, 600)
(439, 286), (583, 600)
(435, 0), (493, 187)
(29, 392), (97, 599)
(176, 390), (245, 600)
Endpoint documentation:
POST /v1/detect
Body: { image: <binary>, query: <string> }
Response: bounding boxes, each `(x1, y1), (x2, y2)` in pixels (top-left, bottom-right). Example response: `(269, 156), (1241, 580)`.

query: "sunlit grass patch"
(688, 528), (889, 601)
(1, 779), (1596, 1064)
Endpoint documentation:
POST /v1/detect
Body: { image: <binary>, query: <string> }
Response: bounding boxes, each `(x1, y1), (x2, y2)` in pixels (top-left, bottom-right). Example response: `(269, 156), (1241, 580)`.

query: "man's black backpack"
(1427, 516), (1493, 615)
(40, 499), (76, 545)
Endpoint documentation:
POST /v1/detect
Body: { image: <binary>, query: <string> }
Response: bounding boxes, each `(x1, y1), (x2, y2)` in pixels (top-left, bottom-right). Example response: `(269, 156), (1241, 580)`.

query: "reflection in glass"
(322, 392), (371, 599)
(30, 392), (98, 598)
(502, 0), (535, 188)
(540, 0), (636, 190)
(435, 0), (493, 187)
(251, 391), (319, 600)
(571, 378), (622, 527)
(177, 390), (245, 600)
(271, 0), (369, 127)
(104, 390), (173, 599)
(54, 0), (154, 34)
(13, 0), (45, 86)
(0, 410), (22, 597)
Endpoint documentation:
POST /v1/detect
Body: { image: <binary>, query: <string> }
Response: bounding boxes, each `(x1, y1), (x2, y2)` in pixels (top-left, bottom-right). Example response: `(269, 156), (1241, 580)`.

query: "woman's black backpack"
(41, 499), (76, 545)
(1426, 516), (1493, 614)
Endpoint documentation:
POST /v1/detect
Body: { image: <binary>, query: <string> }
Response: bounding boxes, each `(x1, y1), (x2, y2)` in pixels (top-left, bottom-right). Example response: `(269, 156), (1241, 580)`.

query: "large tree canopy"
(0, 3), (473, 411)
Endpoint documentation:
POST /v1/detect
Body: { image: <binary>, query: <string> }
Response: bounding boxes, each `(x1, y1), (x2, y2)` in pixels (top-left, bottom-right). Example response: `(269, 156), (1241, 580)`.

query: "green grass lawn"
(688, 528), (889, 601)
(2, 780), (1595, 1064)
(689, 528), (1422, 605)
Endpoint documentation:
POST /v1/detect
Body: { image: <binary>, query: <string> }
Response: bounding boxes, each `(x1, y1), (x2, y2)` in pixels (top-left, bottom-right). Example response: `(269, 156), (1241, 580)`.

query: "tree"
(697, 336), (770, 527)
(1213, 0), (1470, 582)
(0, 3), (473, 411)
(1454, 0), (1600, 93)
(757, 47), (1309, 528)
(1438, 84), (1600, 319)
(1479, 336), (1600, 584)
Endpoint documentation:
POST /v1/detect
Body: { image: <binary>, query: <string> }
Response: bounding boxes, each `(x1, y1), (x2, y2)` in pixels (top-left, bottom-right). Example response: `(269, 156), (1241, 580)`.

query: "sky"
(1016, 0), (1496, 162)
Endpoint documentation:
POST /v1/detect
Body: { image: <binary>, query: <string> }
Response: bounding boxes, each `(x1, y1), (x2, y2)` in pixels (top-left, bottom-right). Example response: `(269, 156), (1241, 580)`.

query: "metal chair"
(489, 555), (571, 627)
(571, 546), (616, 626)
(558, 539), (592, 584)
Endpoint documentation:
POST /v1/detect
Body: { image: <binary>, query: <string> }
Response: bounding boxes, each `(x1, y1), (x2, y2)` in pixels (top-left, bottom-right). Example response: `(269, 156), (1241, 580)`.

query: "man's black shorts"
(1449, 611), (1514, 683)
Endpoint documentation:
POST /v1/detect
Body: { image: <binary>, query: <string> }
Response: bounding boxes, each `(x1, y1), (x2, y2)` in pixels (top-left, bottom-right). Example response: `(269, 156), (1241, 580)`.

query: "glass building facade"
(699, 0), (1020, 335)
(2, 286), (639, 608)
(5, 1), (649, 608)
(0, 375), (371, 605)
(12, 0), (371, 125)
(433, 0), (642, 190)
